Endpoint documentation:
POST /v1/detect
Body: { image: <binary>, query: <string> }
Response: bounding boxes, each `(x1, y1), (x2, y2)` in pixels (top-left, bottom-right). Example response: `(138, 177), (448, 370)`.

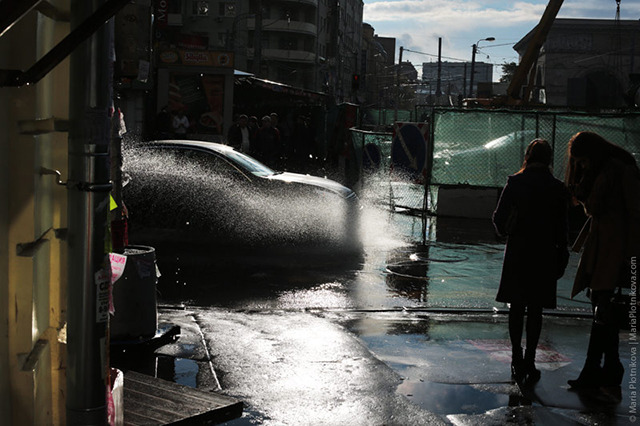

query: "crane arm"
(506, 0), (564, 104)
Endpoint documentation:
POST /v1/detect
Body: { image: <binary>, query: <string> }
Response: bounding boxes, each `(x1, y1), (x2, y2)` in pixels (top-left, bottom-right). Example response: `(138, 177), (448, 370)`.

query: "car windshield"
(223, 149), (275, 177)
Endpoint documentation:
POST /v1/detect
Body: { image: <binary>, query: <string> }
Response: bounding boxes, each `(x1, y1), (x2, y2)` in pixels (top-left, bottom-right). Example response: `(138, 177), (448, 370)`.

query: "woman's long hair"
(517, 138), (552, 174)
(565, 131), (638, 200)
(565, 132), (638, 187)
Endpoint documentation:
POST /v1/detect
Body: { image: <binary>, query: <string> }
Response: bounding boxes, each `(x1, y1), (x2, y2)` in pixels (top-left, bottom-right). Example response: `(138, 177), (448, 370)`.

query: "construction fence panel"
(352, 109), (640, 213)
(431, 109), (640, 188)
(351, 126), (428, 212)
(350, 129), (392, 202)
(361, 108), (414, 127)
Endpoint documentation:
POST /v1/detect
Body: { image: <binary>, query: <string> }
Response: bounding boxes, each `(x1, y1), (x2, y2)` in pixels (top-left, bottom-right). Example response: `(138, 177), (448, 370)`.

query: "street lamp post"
(469, 37), (495, 98)
(394, 45), (404, 121)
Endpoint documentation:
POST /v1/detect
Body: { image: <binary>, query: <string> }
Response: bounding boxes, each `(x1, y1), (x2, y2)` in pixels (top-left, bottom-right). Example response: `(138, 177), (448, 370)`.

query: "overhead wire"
(402, 47), (519, 70)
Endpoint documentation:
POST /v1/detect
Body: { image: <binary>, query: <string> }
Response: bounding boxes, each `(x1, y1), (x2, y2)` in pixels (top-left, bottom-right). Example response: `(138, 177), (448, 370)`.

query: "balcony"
(249, 48), (316, 64)
(247, 19), (317, 36)
(279, 0), (318, 5)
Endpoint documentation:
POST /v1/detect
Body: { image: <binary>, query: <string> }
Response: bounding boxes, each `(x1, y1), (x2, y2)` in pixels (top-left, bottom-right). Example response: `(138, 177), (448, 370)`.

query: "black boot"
(511, 347), (525, 384)
(602, 360), (624, 387)
(568, 361), (602, 389)
(602, 321), (623, 387)
(522, 350), (540, 387)
(568, 321), (605, 389)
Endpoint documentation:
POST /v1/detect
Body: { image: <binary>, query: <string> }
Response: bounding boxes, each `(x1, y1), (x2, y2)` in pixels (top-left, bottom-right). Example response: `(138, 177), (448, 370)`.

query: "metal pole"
(66, 0), (113, 423)
(394, 46), (403, 122)
(436, 38), (442, 96)
(463, 63), (467, 98)
(469, 44), (477, 98)
(551, 113), (557, 170)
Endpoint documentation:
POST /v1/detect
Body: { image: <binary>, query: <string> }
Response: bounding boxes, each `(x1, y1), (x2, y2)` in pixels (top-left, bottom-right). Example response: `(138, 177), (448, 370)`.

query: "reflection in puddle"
(178, 343), (197, 352)
(385, 245), (431, 303)
(155, 356), (201, 388)
(111, 348), (201, 389)
(397, 379), (511, 415)
(172, 357), (199, 388)
(277, 282), (354, 310)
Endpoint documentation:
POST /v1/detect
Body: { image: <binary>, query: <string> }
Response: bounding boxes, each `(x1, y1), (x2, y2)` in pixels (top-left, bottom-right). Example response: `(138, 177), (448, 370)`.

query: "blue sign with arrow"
(391, 123), (430, 182)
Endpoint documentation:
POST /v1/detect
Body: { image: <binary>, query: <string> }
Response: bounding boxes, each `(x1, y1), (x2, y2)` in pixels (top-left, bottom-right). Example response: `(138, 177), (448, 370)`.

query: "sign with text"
(159, 49), (234, 68)
(95, 268), (110, 323)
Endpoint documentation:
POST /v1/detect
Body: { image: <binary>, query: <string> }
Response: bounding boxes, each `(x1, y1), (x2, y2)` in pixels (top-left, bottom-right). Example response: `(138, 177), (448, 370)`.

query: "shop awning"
(234, 75), (328, 107)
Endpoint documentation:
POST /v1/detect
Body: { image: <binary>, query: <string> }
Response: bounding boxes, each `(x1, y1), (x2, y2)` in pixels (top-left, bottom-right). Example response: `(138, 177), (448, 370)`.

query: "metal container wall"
(111, 246), (158, 340)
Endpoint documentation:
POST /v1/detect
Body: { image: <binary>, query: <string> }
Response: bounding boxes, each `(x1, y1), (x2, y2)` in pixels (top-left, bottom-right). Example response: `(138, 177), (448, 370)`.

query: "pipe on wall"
(66, 0), (113, 423)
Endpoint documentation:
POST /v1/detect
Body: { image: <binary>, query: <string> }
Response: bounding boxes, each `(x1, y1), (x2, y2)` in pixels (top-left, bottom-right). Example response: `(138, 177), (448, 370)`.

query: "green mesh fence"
(351, 128), (427, 211)
(351, 108), (640, 213)
(361, 108), (414, 127)
(431, 109), (640, 187)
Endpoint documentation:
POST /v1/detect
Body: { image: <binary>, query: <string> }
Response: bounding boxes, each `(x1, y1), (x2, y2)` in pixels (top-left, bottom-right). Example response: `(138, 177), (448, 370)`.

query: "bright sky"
(363, 0), (640, 81)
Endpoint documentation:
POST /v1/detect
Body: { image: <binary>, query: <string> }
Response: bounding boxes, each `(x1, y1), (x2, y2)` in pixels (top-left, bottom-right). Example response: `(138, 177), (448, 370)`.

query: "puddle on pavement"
(162, 357), (199, 387)
(111, 349), (201, 388)
(149, 355), (201, 388)
(397, 379), (512, 415)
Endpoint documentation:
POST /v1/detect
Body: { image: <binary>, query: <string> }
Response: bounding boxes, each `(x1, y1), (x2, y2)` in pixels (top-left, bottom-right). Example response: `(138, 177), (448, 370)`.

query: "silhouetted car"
(123, 140), (361, 260)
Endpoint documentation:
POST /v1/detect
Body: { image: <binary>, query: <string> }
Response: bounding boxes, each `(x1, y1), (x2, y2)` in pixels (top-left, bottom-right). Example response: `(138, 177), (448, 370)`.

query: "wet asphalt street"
(132, 205), (635, 425)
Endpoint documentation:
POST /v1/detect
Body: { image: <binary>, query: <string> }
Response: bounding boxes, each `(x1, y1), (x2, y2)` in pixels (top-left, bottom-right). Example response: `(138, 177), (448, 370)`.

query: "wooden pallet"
(123, 371), (242, 425)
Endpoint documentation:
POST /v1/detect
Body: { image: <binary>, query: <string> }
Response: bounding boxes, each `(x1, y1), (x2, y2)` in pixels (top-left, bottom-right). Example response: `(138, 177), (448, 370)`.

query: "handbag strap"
(571, 217), (592, 253)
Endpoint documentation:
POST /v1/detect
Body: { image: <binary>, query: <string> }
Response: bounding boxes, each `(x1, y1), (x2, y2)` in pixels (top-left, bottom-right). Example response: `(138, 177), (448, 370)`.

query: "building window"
(218, 33), (227, 47)
(277, 67), (297, 83)
(304, 38), (314, 52)
(219, 3), (235, 17)
(305, 9), (315, 22)
(193, 1), (209, 16)
(279, 37), (296, 50)
(262, 6), (271, 19)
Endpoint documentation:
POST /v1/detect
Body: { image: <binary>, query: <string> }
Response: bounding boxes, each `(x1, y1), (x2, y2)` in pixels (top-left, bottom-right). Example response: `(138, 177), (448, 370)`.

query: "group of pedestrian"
(493, 131), (640, 391)
(226, 112), (316, 171)
(154, 106), (192, 139)
(226, 112), (282, 166)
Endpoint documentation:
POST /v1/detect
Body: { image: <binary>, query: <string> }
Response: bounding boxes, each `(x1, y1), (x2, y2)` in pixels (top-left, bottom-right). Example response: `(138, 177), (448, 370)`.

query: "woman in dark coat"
(565, 131), (640, 389)
(493, 139), (569, 386)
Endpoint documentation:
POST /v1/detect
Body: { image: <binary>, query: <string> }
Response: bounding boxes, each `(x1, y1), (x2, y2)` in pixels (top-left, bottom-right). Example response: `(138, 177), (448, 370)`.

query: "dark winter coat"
(226, 123), (244, 149)
(493, 165), (569, 308)
(571, 158), (640, 297)
(254, 126), (280, 164)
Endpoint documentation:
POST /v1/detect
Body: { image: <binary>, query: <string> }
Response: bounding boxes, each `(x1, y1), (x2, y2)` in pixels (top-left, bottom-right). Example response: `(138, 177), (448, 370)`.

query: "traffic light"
(352, 74), (360, 91)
